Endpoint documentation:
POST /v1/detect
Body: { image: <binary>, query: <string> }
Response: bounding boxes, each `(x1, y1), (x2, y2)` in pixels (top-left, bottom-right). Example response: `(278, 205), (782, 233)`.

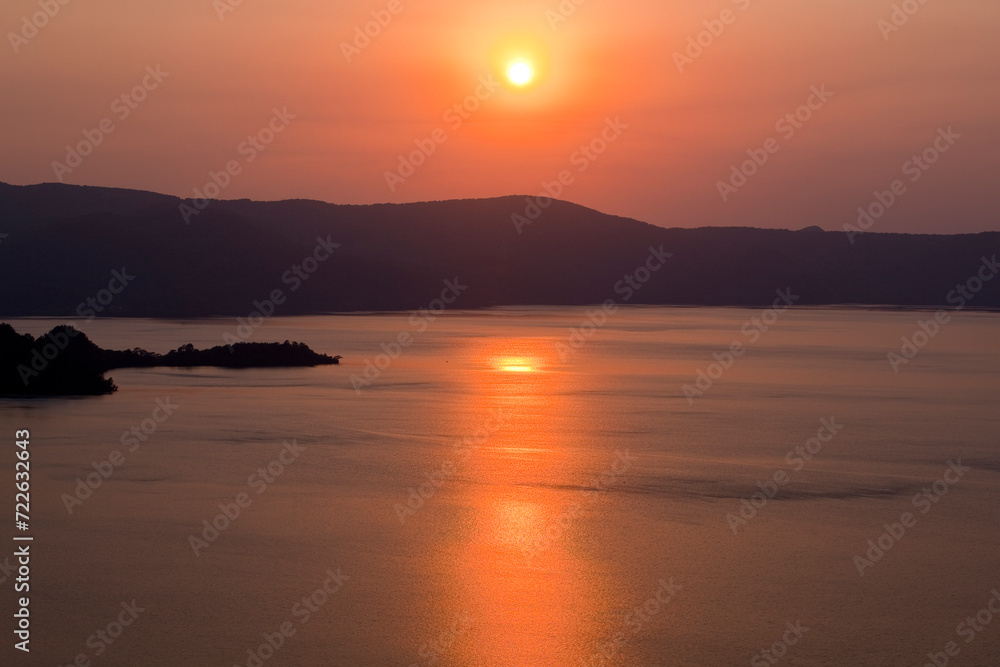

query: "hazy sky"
(2, 0), (997, 233)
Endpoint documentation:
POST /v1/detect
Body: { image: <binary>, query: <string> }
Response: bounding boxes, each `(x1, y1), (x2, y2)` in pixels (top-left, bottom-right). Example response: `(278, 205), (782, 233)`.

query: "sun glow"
(483, 32), (550, 95)
(507, 61), (533, 86)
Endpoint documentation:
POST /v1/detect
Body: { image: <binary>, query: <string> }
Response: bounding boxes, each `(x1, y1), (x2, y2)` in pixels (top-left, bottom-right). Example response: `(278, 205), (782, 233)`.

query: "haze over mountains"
(1, 182), (997, 317)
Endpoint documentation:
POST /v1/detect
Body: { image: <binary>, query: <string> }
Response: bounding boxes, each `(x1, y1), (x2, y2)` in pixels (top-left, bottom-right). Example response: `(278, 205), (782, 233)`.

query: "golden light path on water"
(431, 337), (623, 665)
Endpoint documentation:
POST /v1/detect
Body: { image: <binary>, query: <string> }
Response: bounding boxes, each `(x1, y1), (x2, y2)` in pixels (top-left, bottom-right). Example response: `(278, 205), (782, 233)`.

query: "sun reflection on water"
(428, 336), (617, 664)
(498, 358), (535, 373)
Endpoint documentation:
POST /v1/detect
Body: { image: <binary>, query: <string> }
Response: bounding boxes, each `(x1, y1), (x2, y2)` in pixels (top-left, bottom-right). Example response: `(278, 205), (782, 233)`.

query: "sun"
(507, 61), (533, 86)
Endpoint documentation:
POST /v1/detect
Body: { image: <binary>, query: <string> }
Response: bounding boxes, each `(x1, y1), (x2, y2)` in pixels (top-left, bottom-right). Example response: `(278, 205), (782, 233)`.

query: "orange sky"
(1, 0), (998, 233)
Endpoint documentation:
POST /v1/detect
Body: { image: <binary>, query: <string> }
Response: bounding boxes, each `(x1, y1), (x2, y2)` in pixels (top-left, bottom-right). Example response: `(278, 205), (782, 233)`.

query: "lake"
(2, 307), (999, 666)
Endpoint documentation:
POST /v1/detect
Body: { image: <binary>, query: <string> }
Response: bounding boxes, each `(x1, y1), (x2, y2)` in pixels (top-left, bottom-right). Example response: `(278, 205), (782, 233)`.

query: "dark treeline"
(0, 323), (340, 396)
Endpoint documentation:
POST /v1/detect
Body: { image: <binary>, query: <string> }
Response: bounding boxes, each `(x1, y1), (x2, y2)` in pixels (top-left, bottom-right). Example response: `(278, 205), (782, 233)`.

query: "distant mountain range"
(1, 182), (997, 316)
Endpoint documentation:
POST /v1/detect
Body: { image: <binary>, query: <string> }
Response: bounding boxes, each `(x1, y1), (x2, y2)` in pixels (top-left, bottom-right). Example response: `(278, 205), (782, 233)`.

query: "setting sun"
(507, 61), (533, 86)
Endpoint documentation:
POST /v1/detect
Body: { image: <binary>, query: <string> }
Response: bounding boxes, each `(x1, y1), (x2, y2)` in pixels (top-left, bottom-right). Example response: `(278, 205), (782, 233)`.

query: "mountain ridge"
(1, 182), (997, 316)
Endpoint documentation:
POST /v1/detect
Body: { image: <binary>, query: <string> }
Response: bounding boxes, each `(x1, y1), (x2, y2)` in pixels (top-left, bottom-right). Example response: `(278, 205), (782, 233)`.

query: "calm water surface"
(1, 308), (998, 666)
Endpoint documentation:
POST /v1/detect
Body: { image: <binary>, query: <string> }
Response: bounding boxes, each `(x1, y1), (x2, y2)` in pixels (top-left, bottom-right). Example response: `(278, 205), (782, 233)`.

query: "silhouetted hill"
(0, 323), (340, 396)
(0, 324), (115, 395)
(1, 182), (997, 316)
(103, 340), (341, 370)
